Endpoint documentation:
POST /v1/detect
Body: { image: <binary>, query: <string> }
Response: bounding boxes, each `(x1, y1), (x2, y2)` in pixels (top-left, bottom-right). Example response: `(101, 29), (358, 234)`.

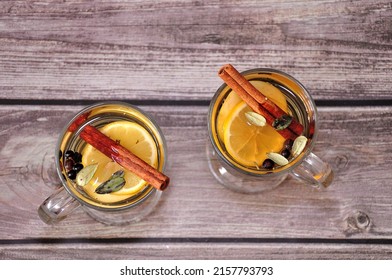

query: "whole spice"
(280, 148), (291, 159)
(76, 164), (98, 187)
(78, 125), (170, 191)
(64, 150), (75, 159)
(218, 64), (304, 139)
(245, 111), (266, 127)
(72, 163), (84, 172)
(272, 115), (293, 131)
(284, 139), (294, 150)
(262, 158), (275, 170)
(64, 158), (75, 172)
(95, 170), (126, 194)
(67, 170), (77, 180)
(292, 136), (308, 157)
(267, 152), (289, 166)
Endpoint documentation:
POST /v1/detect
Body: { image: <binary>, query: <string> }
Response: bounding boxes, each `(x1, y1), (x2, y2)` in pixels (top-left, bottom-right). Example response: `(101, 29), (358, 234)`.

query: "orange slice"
(223, 101), (287, 168)
(217, 80), (288, 141)
(81, 121), (158, 202)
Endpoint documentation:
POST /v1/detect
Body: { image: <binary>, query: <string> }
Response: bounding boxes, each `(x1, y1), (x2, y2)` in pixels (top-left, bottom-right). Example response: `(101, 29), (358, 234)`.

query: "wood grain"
(0, 0), (391, 101)
(1, 243), (392, 260)
(1, 0), (392, 260)
(1, 105), (392, 242)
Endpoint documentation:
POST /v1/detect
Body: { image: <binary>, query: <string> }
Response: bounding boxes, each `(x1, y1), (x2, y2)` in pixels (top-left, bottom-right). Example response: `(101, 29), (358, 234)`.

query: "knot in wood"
(344, 211), (372, 236)
(355, 211), (370, 230)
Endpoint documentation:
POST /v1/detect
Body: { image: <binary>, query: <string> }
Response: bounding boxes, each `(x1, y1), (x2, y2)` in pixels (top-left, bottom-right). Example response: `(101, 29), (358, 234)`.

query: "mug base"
(84, 189), (162, 226)
(206, 141), (287, 194)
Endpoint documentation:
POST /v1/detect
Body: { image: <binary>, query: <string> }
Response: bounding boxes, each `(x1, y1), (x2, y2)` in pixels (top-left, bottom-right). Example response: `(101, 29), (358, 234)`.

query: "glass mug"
(38, 102), (167, 225)
(207, 68), (333, 193)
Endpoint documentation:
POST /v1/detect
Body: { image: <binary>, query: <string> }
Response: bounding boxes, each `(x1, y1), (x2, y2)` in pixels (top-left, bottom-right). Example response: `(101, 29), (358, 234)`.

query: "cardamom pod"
(76, 164), (98, 187)
(272, 115), (293, 130)
(292, 135), (308, 157)
(245, 111), (266, 127)
(111, 170), (124, 179)
(95, 170), (126, 194)
(267, 152), (289, 166)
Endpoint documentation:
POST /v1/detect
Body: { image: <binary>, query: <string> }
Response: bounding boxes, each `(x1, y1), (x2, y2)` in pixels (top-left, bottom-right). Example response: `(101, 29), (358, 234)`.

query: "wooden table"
(1, 0), (392, 259)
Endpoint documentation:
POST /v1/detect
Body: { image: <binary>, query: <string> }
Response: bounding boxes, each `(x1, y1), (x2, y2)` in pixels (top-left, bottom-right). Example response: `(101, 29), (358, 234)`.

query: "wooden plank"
(0, 0), (391, 101)
(1, 242), (392, 260)
(0, 105), (392, 241)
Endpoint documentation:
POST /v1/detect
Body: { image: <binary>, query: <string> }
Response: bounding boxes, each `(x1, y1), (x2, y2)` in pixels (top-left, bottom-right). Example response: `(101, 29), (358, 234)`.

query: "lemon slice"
(223, 101), (287, 167)
(217, 80), (288, 140)
(81, 121), (158, 202)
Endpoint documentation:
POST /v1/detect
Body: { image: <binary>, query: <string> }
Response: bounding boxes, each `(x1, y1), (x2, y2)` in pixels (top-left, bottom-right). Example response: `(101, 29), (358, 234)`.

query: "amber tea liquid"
(209, 70), (315, 175)
(58, 103), (166, 210)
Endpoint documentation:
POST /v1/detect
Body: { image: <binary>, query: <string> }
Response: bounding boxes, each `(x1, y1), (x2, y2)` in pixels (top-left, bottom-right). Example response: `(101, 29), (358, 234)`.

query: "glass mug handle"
(291, 152), (334, 189)
(38, 187), (80, 224)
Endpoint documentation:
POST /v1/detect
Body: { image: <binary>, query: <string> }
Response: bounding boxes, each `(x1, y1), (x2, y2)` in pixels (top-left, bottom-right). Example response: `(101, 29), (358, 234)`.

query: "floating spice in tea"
(272, 115), (293, 131)
(267, 152), (289, 166)
(95, 170), (126, 194)
(76, 164), (98, 187)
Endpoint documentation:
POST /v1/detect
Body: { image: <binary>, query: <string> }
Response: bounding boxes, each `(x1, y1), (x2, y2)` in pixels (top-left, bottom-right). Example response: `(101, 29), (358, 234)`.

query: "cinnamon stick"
(68, 112), (90, 132)
(218, 64), (304, 139)
(68, 120), (169, 191)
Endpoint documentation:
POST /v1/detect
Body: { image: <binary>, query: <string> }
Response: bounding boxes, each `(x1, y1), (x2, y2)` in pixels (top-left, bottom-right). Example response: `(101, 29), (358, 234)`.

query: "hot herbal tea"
(58, 104), (169, 208)
(39, 102), (169, 225)
(210, 65), (315, 175)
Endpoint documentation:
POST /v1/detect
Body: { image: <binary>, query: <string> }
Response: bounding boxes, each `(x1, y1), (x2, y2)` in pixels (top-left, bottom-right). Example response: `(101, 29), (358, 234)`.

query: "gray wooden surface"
(1, 0), (392, 259)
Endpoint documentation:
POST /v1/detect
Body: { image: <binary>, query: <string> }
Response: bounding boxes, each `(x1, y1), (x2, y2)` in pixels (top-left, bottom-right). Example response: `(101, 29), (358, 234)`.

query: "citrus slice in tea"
(222, 101), (288, 168)
(81, 120), (158, 201)
(217, 80), (288, 140)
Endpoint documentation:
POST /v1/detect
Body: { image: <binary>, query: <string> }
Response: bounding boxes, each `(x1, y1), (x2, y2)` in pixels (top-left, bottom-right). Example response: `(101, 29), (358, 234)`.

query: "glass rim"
(55, 101), (167, 211)
(207, 67), (319, 177)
